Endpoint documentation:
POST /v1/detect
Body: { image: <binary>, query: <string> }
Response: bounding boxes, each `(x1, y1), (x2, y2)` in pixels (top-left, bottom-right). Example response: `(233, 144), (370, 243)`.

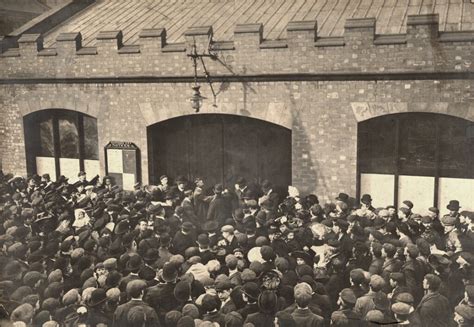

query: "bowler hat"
(402, 200), (414, 209)
(88, 288), (107, 307)
(182, 222), (194, 232)
(126, 255), (143, 272)
(447, 200), (461, 211)
(197, 234), (210, 247)
(143, 248), (159, 262)
(202, 220), (219, 232)
(242, 282), (260, 300)
(361, 194), (372, 204)
(336, 193), (349, 203)
(201, 294), (220, 313)
(162, 262), (178, 282)
(114, 220), (129, 235)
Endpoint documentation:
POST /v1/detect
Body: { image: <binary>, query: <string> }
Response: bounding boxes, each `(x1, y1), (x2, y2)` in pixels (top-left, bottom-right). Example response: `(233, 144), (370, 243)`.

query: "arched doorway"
(23, 109), (99, 182)
(147, 114), (292, 191)
(357, 113), (474, 213)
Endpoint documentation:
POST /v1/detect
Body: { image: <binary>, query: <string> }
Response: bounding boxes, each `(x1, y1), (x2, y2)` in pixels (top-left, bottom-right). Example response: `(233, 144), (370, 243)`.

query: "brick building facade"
(0, 0), (473, 212)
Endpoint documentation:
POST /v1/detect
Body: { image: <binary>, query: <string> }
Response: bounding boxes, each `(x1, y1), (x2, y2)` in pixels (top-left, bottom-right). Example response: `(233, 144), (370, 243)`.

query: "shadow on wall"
(291, 104), (328, 197)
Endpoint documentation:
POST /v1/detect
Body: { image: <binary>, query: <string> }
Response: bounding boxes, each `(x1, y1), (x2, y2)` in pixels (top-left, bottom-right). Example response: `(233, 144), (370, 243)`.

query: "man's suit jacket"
(113, 299), (158, 327)
(291, 308), (324, 327)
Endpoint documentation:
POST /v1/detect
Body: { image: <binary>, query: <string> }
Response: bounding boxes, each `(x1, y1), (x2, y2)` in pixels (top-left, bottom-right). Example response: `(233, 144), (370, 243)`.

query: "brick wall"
(0, 14), (473, 199)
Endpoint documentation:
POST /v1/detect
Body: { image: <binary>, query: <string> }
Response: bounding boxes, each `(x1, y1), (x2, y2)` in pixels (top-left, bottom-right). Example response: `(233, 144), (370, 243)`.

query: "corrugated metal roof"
(43, 0), (474, 47)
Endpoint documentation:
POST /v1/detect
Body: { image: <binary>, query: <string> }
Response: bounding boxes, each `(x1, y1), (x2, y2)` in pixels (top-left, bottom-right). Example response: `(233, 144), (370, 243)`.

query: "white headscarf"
(73, 208), (90, 229)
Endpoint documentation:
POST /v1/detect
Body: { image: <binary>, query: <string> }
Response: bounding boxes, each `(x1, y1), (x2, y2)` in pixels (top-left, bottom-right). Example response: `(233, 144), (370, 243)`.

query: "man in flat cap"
(355, 274), (386, 318)
(454, 303), (474, 327)
(392, 301), (421, 326)
(331, 288), (362, 327)
(440, 206), (463, 254)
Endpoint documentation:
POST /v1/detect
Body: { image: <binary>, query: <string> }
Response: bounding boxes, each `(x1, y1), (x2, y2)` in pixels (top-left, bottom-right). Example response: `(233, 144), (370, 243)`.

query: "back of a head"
(425, 274), (441, 292)
(258, 290), (278, 314)
(295, 291), (312, 308)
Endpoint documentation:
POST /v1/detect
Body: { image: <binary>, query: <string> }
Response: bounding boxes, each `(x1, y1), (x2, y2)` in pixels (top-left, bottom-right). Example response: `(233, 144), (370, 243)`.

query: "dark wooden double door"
(148, 114), (291, 191)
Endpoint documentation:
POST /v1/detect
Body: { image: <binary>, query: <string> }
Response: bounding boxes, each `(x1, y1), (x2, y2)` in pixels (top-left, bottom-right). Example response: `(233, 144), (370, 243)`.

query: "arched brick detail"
(18, 95), (103, 118)
(351, 102), (474, 123)
(138, 101), (293, 130)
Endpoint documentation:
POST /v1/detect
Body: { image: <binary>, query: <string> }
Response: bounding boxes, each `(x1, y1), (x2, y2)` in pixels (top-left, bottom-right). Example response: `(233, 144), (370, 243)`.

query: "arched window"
(24, 109), (99, 182)
(358, 113), (474, 213)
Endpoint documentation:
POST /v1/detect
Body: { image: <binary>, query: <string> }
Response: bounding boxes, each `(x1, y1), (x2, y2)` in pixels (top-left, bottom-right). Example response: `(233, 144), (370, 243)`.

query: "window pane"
(39, 118), (54, 157)
(84, 116), (99, 160)
(358, 116), (397, 174)
(59, 113), (79, 158)
(439, 118), (474, 178)
(399, 115), (436, 176)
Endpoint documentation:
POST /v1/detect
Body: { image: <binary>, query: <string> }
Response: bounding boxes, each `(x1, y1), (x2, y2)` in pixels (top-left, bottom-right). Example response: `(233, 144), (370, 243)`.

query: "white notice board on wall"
(104, 142), (140, 190)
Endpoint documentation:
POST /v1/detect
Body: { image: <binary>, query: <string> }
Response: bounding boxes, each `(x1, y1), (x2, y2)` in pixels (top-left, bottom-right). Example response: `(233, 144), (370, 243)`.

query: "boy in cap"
(216, 278), (235, 314)
(454, 303), (474, 327)
(331, 288), (361, 326)
(391, 301), (421, 326)
(355, 274), (386, 318)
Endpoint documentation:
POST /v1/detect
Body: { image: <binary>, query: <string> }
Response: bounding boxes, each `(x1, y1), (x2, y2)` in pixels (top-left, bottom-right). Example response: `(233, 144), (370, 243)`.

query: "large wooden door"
(148, 114), (291, 191)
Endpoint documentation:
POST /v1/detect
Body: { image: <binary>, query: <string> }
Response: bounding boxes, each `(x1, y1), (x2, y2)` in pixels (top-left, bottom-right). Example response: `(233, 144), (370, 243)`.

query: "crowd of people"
(0, 170), (473, 327)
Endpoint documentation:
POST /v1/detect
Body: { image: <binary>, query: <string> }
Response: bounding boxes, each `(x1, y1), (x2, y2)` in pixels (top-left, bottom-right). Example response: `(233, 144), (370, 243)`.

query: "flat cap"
(441, 215), (457, 226)
(455, 304), (474, 321)
(395, 292), (414, 304)
(369, 275), (386, 291)
(103, 258), (117, 270)
(340, 288), (357, 305)
(390, 272), (405, 283)
(392, 302), (412, 315)
(221, 225), (235, 233)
